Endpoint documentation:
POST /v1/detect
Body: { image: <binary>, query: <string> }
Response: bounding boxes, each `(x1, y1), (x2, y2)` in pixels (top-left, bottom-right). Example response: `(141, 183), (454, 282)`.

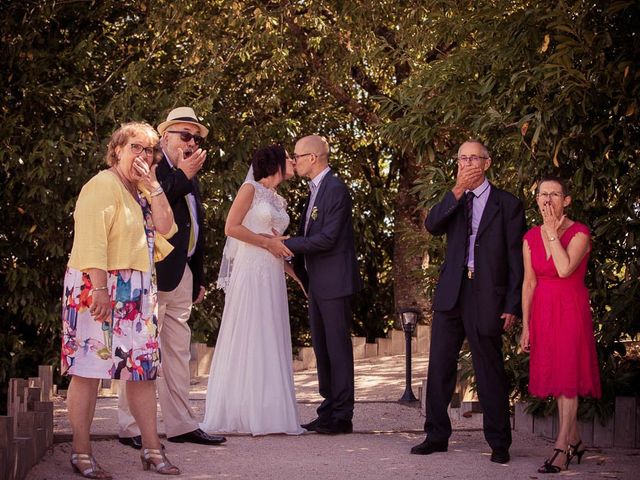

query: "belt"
(464, 267), (475, 280)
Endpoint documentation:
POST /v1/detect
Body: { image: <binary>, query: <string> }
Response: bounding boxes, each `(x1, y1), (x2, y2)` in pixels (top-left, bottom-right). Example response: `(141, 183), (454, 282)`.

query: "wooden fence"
(1, 366), (55, 480)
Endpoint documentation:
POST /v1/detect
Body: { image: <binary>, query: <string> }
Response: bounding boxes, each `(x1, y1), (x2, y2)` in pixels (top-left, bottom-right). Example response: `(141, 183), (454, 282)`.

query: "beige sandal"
(70, 453), (112, 479)
(140, 448), (180, 475)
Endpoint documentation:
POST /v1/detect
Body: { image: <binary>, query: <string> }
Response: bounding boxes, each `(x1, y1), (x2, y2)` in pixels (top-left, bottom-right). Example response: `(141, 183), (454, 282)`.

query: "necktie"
(464, 191), (474, 265)
(186, 197), (196, 254)
(304, 182), (317, 235)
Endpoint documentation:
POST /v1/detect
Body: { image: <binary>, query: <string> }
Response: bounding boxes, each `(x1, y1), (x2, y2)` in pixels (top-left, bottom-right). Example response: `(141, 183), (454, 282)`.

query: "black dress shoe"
(490, 449), (510, 464)
(410, 438), (448, 455)
(118, 435), (142, 450)
(301, 417), (330, 432)
(315, 419), (353, 435)
(167, 428), (227, 445)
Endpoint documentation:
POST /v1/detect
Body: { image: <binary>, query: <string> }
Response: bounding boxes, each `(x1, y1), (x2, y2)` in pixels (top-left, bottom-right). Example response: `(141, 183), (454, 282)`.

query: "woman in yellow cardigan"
(62, 122), (180, 478)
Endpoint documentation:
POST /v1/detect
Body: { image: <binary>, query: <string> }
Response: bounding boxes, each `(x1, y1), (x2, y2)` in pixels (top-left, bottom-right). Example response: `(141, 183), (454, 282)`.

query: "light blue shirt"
(305, 166), (331, 235)
(466, 178), (491, 271)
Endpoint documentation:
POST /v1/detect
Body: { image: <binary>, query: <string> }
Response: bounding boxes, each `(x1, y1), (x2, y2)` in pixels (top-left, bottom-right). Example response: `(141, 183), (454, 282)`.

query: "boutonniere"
(310, 206), (319, 221)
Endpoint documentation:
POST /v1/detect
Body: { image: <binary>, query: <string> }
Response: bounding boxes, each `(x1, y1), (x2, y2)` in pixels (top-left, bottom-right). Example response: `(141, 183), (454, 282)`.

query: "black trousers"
(309, 292), (355, 421)
(424, 277), (512, 451)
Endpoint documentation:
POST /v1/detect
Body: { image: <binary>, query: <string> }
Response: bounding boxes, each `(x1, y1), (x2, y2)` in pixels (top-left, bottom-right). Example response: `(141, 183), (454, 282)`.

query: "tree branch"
(284, 13), (381, 126)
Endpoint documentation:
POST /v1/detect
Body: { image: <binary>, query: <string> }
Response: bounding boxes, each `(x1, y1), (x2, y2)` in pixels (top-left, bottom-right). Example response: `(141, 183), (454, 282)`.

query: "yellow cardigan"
(68, 170), (176, 273)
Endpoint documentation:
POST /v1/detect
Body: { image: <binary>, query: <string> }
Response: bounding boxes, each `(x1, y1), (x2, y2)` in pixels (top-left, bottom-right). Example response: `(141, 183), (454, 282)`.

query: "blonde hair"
(105, 122), (159, 166)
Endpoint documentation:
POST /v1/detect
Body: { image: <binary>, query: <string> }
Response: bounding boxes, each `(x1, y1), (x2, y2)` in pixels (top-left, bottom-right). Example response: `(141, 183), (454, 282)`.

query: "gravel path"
(27, 354), (639, 479)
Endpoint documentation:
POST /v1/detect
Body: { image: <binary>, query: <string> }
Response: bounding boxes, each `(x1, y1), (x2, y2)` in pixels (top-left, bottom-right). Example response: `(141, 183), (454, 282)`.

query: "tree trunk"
(392, 153), (431, 326)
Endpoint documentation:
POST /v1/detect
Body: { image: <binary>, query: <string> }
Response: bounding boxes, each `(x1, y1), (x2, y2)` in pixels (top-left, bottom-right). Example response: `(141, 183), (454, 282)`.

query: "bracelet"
(150, 186), (164, 197)
(92, 286), (108, 292)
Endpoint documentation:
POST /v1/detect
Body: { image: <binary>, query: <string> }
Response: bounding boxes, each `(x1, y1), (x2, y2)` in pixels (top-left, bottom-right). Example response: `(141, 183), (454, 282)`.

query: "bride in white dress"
(201, 145), (305, 436)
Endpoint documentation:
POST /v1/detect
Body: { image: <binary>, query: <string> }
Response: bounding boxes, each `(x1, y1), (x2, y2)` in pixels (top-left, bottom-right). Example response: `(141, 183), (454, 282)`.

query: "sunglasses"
(167, 130), (204, 145)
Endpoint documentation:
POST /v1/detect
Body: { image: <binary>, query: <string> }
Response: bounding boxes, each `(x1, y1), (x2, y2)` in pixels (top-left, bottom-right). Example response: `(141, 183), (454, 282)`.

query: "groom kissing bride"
(200, 135), (362, 436)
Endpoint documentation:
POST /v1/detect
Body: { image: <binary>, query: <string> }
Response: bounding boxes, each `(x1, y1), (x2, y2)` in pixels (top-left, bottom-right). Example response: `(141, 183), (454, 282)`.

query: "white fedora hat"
(157, 106), (209, 138)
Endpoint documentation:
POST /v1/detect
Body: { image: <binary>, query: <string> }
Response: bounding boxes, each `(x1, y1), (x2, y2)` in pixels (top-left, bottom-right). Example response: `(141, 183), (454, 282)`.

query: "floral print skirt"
(61, 266), (160, 380)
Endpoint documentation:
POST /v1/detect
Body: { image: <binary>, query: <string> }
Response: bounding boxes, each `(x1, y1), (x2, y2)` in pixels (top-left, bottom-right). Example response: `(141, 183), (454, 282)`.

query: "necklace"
(111, 166), (138, 199)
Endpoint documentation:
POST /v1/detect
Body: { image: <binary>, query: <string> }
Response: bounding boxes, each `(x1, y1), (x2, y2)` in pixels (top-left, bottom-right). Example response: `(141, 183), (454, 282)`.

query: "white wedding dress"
(200, 180), (304, 435)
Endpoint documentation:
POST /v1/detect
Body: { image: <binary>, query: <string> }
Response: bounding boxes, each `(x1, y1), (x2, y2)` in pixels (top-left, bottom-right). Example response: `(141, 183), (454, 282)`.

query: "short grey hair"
(459, 139), (490, 158)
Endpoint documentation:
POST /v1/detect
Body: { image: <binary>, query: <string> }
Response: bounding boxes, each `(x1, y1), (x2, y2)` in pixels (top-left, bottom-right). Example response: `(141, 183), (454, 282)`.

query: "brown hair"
(536, 176), (570, 196)
(105, 122), (159, 166)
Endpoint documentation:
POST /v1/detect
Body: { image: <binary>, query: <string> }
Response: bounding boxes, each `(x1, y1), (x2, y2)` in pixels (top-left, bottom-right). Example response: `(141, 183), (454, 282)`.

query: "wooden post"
(578, 417), (594, 447)
(0, 416), (15, 480)
(8, 379), (27, 437)
(533, 413), (554, 439)
(26, 388), (41, 411)
(15, 411), (37, 476)
(13, 436), (32, 480)
(514, 402), (533, 433)
(593, 415), (614, 448)
(614, 396), (637, 448)
(33, 402), (54, 449)
(27, 378), (42, 390)
(38, 366), (53, 402)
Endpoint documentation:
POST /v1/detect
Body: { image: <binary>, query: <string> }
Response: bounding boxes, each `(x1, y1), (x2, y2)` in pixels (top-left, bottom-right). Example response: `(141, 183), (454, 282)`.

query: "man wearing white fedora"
(118, 107), (226, 447)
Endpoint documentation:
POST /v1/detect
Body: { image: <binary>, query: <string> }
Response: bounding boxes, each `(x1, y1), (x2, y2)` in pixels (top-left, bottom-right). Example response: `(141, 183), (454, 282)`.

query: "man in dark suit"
(282, 135), (363, 435)
(118, 107), (225, 447)
(410, 140), (526, 463)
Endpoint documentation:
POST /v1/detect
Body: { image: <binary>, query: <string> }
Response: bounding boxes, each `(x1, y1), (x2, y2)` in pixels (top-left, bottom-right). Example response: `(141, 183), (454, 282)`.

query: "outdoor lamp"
(398, 307), (420, 403)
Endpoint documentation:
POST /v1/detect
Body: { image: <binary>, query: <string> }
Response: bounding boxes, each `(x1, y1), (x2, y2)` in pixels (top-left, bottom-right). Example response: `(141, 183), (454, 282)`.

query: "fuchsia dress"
(525, 222), (601, 399)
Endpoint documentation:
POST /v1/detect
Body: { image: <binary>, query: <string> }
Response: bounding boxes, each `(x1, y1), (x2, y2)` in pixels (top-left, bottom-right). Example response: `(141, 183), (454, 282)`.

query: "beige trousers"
(118, 265), (198, 438)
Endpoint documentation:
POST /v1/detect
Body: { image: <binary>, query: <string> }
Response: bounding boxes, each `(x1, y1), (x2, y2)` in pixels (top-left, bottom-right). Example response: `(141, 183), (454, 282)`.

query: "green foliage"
(405, 0), (640, 421)
(1, 0), (637, 422)
(0, 0), (400, 411)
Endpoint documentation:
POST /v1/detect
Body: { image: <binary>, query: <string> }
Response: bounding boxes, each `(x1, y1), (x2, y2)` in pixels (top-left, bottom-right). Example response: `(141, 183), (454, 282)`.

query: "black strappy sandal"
(537, 448), (568, 474)
(568, 440), (587, 465)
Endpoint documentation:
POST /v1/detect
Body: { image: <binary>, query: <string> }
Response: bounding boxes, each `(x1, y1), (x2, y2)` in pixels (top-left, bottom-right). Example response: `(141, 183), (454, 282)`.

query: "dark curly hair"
(252, 145), (286, 181)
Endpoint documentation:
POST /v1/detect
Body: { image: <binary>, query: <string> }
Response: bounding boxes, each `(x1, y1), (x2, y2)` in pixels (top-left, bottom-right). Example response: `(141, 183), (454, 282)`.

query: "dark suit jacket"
(155, 155), (205, 300)
(285, 172), (363, 300)
(425, 184), (526, 335)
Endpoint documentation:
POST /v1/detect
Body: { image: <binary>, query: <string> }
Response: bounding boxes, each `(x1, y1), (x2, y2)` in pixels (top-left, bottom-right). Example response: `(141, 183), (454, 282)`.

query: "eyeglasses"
(457, 155), (488, 163)
(537, 191), (564, 199)
(292, 153), (315, 162)
(291, 153), (320, 162)
(167, 130), (204, 145)
(130, 143), (154, 156)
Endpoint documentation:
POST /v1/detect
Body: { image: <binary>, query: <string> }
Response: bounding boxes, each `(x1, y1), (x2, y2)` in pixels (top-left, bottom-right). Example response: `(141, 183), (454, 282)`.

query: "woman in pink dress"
(520, 176), (601, 474)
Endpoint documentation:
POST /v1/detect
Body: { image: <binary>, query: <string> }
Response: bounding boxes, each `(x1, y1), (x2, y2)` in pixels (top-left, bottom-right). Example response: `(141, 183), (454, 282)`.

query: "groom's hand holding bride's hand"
(260, 231), (293, 258)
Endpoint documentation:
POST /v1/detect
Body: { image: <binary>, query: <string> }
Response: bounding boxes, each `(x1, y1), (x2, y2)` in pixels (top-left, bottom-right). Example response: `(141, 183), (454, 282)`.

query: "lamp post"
(398, 307), (420, 404)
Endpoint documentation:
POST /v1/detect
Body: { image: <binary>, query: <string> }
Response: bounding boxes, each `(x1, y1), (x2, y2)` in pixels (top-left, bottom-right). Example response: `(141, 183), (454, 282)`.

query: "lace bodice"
(216, 180), (289, 292)
(242, 180), (289, 235)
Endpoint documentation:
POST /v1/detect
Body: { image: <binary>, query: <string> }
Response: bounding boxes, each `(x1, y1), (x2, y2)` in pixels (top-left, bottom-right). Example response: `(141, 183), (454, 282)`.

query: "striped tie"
(464, 191), (474, 265)
(304, 182), (317, 235)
